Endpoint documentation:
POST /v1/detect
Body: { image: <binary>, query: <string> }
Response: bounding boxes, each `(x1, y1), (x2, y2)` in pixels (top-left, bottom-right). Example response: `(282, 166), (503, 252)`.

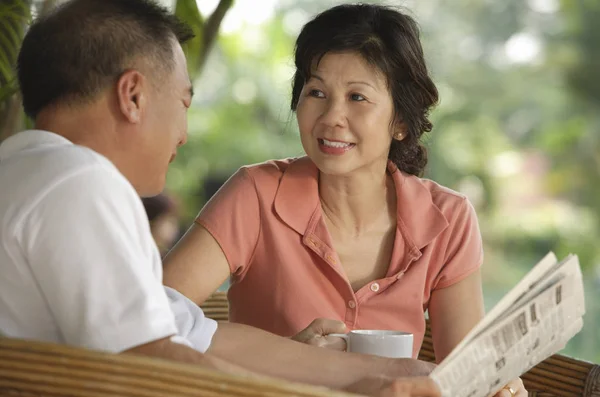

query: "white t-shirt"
(0, 130), (216, 353)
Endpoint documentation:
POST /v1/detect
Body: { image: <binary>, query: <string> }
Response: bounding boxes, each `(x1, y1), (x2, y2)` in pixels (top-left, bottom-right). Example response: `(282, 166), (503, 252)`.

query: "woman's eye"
(309, 89), (325, 98)
(351, 93), (365, 101)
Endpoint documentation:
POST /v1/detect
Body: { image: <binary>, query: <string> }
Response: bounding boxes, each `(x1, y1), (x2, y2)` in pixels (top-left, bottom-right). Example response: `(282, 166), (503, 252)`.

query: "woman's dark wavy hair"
(290, 4), (439, 176)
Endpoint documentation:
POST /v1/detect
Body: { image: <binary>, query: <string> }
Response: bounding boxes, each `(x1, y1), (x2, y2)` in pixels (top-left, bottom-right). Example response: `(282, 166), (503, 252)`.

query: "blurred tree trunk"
(175, 0), (234, 81)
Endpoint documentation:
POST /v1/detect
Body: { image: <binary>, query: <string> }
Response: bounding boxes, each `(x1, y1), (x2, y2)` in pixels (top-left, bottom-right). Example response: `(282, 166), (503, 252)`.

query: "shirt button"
(348, 300), (356, 309)
(325, 253), (336, 264)
(370, 282), (380, 292)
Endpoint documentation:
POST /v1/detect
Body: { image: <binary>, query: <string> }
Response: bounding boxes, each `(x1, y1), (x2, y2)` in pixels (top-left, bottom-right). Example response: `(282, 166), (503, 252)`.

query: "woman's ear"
(393, 123), (407, 141)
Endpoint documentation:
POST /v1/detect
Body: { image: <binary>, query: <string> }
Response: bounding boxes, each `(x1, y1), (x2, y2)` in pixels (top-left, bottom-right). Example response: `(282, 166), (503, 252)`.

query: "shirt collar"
(273, 157), (449, 251)
(273, 156), (320, 236)
(387, 162), (449, 252)
(0, 130), (73, 162)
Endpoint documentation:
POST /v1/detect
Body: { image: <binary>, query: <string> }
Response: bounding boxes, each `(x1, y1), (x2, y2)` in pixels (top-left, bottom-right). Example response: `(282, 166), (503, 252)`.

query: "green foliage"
(0, 0), (30, 141)
(562, 0), (600, 109)
(0, 0), (29, 105)
(167, 14), (303, 220)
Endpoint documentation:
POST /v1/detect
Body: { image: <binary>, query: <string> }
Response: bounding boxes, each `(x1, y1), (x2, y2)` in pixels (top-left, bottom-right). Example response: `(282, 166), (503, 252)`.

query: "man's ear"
(116, 69), (147, 124)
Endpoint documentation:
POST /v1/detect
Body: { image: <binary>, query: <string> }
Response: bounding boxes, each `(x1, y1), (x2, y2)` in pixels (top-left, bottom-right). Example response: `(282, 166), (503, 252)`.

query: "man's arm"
(19, 166), (179, 352)
(207, 321), (435, 390)
(162, 285), (434, 392)
(124, 336), (439, 397)
(123, 337), (258, 377)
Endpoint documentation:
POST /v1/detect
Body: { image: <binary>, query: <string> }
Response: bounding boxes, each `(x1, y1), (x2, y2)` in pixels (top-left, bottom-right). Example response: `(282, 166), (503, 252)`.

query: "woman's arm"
(163, 168), (260, 305)
(208, 321), (436, 389)
(163, 223), (230, 305)
(427, 269), (485, 362)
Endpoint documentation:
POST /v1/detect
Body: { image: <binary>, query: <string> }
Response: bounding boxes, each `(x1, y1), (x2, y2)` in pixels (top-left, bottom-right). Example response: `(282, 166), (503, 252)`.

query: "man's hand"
(383, 357), (437, 379)
(291, 318), (348, 351)
(346, 376), (441, 397)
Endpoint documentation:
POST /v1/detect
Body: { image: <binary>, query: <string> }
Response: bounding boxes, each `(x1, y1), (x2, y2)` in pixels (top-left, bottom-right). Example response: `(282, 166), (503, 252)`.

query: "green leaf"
(0, 77), (18, 104)
(0, 0), (30, 140)
(0, 0), (30, 99)
(174, 0), (204, 82)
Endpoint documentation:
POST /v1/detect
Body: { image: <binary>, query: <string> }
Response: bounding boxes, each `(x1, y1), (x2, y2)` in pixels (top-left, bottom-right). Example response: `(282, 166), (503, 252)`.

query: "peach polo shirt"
(196, 157), (483, 357)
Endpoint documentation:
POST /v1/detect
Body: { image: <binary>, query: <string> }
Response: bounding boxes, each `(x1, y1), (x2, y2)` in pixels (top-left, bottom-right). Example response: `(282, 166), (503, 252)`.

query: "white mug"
(330, 330), (413, 358)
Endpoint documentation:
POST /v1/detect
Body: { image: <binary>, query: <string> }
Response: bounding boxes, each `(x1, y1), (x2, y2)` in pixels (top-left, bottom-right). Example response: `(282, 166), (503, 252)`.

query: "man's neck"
(34, 103), (140, 194)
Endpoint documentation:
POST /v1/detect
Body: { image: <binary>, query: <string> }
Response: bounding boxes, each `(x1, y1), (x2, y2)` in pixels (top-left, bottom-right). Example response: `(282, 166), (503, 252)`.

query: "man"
(0, 1), (440, 396)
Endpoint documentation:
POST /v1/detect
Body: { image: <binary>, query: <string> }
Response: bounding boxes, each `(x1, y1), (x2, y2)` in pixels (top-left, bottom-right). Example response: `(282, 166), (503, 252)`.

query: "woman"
(164, 4), (524, 396)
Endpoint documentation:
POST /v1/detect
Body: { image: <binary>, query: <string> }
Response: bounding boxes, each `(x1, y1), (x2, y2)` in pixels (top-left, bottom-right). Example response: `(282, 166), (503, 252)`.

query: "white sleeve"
(18, 165), (178, 352)
(164, 286), (218, 353)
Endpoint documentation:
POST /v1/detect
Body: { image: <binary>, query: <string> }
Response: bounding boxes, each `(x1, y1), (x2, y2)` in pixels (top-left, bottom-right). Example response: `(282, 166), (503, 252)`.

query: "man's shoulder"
(31, 141), (115, 176)
(0, 137), (132, 224)
(21, 146), (123, 194)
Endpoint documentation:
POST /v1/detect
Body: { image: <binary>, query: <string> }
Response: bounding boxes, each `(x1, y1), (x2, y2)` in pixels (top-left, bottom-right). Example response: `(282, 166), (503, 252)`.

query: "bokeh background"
(1, 0), (598, 362)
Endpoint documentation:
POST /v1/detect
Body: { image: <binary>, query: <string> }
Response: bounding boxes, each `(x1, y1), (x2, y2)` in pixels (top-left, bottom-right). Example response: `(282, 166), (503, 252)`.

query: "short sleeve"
(195, 168), (260, 277)
(432, 198), (483, 290)
(18, 166), (178, 352)
(165, 286), (218, 353)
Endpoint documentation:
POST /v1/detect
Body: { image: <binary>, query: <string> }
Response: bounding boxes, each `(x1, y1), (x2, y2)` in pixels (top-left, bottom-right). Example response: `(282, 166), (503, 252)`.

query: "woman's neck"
(318, 166), (396, 237)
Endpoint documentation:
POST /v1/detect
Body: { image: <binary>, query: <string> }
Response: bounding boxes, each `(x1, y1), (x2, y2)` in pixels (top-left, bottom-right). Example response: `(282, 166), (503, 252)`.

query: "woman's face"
(296, 51), (399, 177)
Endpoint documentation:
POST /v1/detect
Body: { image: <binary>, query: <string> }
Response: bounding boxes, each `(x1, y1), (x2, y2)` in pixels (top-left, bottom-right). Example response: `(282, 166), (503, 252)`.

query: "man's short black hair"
(17, 0), (194, 119)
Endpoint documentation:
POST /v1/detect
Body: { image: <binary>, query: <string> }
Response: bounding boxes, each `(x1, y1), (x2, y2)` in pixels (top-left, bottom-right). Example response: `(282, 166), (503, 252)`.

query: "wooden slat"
(525, 366), (586, 388)
(0, 338), (357, 397)
(534, 361), (590, 379)
(521, 378), (579, 397)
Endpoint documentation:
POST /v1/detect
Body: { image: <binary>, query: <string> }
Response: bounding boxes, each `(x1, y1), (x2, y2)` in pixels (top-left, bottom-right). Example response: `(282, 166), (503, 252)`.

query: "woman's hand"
(492, 378), (527, 397)
(291, 318), (348, 351)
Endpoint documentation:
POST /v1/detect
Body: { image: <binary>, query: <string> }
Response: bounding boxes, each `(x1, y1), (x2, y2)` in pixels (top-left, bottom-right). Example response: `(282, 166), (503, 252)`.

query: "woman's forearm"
(207, 321), (435, 390)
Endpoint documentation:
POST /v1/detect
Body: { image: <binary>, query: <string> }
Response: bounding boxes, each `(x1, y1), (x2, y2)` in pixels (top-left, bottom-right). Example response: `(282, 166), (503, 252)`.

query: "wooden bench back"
(202, 292), (600, 397)
(0, 336), (356, 397)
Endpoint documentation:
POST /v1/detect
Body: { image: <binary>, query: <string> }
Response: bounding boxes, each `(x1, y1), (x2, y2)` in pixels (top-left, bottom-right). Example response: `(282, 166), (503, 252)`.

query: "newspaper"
(429, 252), (586, 397)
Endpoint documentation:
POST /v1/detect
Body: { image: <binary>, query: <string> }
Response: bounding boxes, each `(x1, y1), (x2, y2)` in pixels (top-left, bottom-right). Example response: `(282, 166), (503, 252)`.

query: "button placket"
(304, 235), (324, 257)
(324, 252), (337, 265)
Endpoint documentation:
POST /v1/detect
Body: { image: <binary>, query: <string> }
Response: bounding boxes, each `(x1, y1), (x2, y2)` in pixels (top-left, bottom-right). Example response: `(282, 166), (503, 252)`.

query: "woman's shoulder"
(408, 175), (473, 215)
(240, 156), (313, 183)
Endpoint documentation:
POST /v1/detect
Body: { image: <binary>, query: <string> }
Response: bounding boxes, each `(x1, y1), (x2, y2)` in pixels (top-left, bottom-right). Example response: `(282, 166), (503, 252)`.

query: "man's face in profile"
(135, 41), (192, 196)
